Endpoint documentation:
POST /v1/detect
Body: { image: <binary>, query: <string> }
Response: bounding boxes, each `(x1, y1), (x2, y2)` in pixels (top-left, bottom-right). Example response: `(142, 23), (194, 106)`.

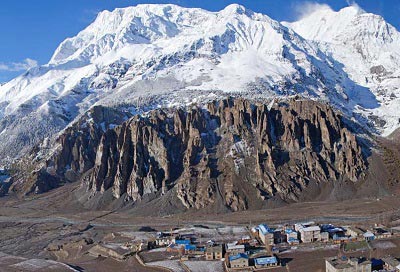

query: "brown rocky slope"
(6, 97), (379, 213)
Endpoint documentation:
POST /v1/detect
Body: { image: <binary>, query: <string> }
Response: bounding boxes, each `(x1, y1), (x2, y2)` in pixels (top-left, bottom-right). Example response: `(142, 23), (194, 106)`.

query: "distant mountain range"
(0, 4), (399, 162)
(1, 4), (400, 211)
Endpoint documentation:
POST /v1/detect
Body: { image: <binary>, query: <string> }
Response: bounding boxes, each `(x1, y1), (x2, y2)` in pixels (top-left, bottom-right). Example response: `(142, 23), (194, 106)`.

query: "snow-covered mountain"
(0, 3), (399, 162)
(284, 4), (400, 134)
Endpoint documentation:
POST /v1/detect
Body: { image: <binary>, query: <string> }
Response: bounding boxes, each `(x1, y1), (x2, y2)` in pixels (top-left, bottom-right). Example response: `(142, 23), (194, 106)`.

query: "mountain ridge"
(7, 97), (374, 212)
(0, 3), (398, 164)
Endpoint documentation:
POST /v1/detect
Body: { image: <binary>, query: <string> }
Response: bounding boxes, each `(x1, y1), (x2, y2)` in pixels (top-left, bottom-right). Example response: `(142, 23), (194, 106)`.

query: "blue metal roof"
(258, 224), (271, 235)
(184, 244), (196, 251)
(229, 253), (249, 261)
(327, 228), (345, 233)
(363, 232), (375, 238)
(255, 257), (278, 265)
(175, 239), (191, 245)
(321, 224), (335, 231)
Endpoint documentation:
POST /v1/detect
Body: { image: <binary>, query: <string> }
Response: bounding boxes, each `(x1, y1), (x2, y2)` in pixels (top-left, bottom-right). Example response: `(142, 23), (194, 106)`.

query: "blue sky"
(0, 0), (399, 82)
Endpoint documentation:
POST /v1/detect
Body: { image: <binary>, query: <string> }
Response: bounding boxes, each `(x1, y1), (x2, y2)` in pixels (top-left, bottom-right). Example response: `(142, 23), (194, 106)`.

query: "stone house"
(299, 225), (321, 243)
(326, 256), (371, 272)
(225, 243), (245, 255)
(254, 256), (279, 268)
(205, 245), (223, 260)
(229, 253), (249, 268)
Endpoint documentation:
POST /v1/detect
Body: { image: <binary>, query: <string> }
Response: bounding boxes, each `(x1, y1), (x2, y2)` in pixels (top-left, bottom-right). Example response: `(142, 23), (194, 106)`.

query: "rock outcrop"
(8, 106), (131, 195)
(11, 98), (367, 211)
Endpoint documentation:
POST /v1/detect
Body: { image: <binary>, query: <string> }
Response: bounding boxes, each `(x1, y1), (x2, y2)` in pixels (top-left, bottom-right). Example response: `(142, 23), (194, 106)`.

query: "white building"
(299, 225), (321, 243)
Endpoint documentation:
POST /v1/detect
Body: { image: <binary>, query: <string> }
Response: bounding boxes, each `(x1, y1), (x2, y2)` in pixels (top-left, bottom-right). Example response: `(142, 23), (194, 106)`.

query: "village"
(61, 219), (400, 272)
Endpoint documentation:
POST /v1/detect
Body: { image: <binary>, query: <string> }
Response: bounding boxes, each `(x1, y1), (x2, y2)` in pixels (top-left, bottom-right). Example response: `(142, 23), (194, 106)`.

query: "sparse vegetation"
(344, 241), (369, 251)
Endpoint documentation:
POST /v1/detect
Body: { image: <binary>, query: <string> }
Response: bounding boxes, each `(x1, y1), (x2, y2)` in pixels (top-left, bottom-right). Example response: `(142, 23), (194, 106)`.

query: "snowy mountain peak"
(221, 3), (250, 15)
(305, 3), (365, 19)
(1, 4), (400, 162)
(283, 5), (366, 42)
(50, 4), (276, 66)
(50, 4), (180, 64)
(341, 4), (365, 15)
(284, 4), (400, 48)
(284, 4), (400, 136)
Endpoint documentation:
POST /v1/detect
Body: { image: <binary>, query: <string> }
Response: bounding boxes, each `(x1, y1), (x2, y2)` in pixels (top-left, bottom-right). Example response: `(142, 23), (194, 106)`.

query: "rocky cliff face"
(12, 98), (367, 211)
(8, 106), (131, 195)
(52, 106), (131, 181)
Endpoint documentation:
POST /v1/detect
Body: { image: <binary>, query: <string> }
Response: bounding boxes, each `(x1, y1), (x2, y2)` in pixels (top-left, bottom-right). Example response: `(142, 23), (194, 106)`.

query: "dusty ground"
(1, 183), (400, 271)
(277, 237), (400, 272)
